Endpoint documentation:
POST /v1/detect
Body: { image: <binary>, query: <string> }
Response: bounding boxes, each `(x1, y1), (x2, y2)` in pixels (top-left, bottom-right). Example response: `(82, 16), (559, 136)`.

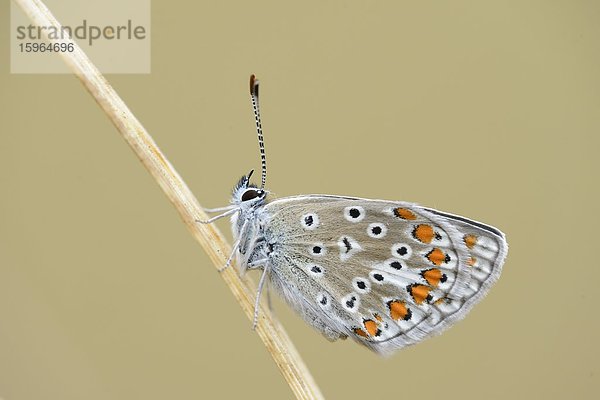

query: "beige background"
(1, 1), (599, 399)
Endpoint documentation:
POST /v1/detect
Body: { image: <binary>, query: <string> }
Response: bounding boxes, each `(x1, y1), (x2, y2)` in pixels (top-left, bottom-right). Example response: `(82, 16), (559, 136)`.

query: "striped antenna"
(250, 74), (267, 190)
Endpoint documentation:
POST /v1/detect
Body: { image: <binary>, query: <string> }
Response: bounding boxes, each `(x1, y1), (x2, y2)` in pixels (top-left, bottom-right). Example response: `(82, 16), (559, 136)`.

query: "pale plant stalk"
(13, 0), (324, 398)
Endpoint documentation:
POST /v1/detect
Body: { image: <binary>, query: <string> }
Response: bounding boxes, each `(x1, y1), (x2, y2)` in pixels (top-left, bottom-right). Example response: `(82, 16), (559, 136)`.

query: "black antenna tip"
(250, 74), (259, 96)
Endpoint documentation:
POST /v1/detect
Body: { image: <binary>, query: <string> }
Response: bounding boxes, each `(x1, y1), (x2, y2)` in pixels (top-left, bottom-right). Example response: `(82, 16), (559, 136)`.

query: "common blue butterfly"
(199, 76), (508, 355)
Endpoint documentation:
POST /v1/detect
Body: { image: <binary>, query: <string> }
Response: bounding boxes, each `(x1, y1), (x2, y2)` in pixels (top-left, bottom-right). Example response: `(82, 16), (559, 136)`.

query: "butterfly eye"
(241, 189), (264, 202)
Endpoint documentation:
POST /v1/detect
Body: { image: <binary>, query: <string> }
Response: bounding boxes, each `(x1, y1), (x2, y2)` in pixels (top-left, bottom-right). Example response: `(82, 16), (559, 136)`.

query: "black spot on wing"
(342, 237), (352, 253)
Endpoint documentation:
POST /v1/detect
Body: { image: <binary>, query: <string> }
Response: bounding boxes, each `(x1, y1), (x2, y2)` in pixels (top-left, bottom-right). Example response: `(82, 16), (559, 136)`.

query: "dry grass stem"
(13, 0), (324, 398)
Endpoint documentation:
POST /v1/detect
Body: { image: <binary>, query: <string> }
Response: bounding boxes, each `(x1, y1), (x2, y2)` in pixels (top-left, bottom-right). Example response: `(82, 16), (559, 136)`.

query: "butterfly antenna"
(250, 74), (267, 190)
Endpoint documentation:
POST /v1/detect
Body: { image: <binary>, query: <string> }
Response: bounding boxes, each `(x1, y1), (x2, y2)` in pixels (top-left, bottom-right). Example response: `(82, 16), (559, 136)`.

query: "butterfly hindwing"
(263, 195), (507, 355)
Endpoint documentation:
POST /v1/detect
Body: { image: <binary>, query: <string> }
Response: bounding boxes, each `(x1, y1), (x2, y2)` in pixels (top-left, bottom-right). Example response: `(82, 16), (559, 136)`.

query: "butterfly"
(199, 75), (508, 356)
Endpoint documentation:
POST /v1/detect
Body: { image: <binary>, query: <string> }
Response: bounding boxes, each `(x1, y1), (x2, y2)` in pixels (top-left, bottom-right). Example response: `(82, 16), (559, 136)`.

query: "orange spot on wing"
(388, 300), (411, 321)
(464, 234), (478, 249)
(364, 320), (379, 336)
(354, 328), (369, 338)
(413, 224), (435, 243)
(467, 256), (477, 267)
(408, 284), (433, 304)
(426, 248), (448, 266)
(374, 313), (383, 322)
(394, 208), (417, 220)
(422, 268), (444, 287)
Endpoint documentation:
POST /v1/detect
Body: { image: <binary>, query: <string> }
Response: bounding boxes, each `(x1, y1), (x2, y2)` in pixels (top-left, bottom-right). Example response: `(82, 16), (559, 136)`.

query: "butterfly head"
(231, 169), (268, 207)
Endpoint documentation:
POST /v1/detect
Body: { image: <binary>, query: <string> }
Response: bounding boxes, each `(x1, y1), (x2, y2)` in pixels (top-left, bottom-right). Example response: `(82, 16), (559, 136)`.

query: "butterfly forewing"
(263, 195), (507, 355)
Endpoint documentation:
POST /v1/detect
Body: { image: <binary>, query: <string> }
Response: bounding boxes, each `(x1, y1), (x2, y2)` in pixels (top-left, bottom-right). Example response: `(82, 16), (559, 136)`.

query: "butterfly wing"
(263, 195), (508, 355)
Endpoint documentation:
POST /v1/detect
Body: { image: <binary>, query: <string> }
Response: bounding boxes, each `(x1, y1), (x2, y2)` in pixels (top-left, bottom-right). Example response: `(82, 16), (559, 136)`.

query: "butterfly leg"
(195, 207), (239, 224)
(219, 239), (240, 272)
(246, 259), (274, 314)
(218, 219), (250, 272)
(252, 264), (270, 330)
